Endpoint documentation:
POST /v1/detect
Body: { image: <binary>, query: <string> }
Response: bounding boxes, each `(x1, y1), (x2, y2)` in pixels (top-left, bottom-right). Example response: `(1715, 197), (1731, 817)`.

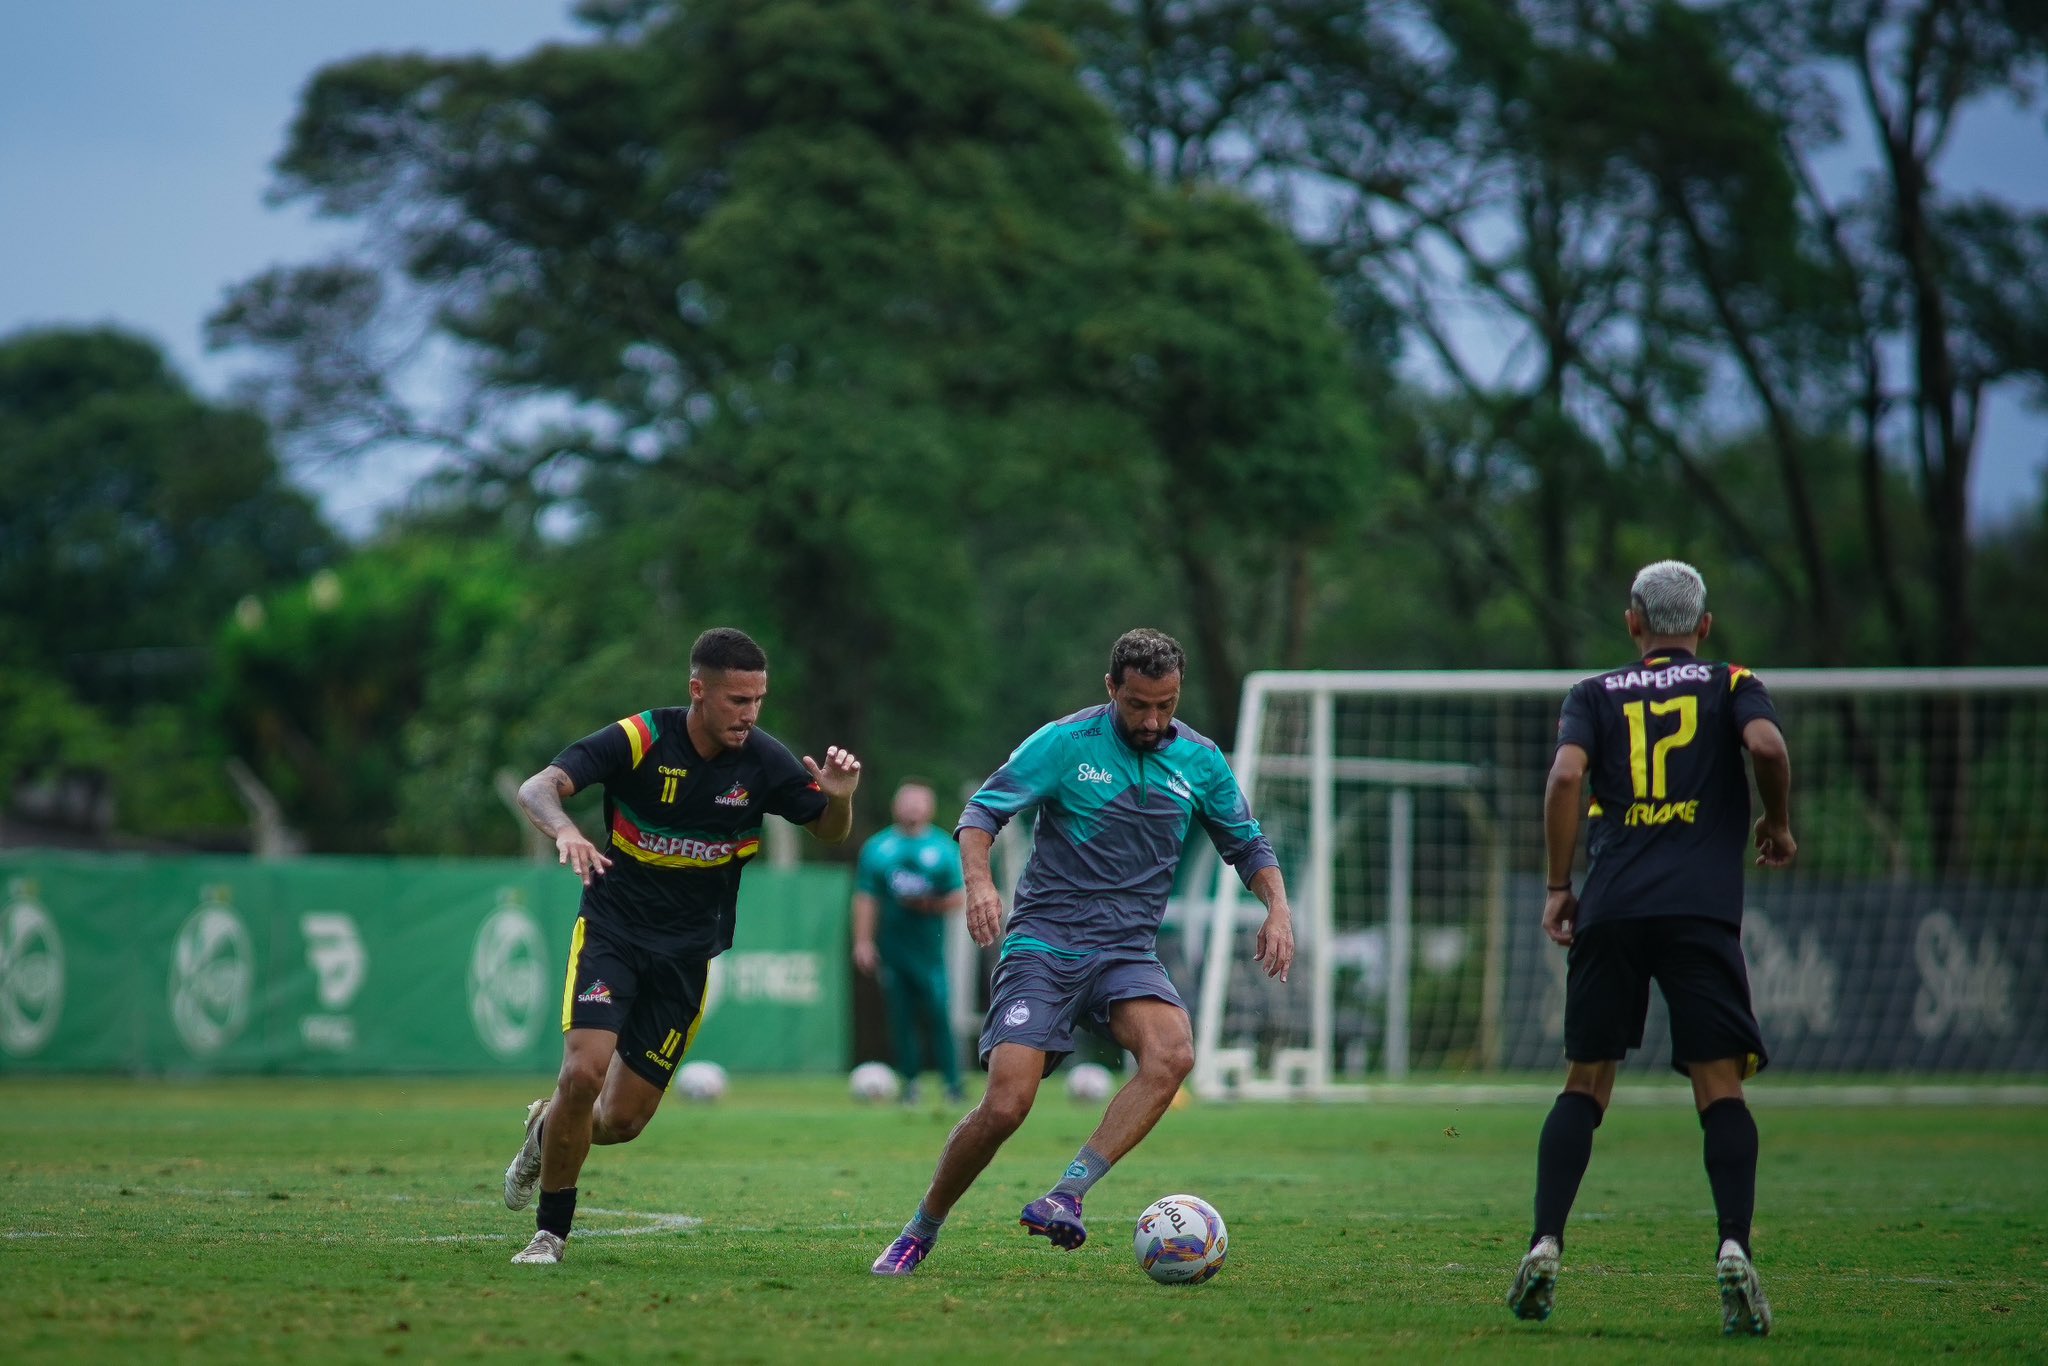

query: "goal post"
(1189, 668), (2048, 1099)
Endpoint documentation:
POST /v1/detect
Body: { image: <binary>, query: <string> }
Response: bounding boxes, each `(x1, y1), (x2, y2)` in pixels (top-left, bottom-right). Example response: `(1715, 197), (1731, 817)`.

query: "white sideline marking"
(1207, 1083), (2048, 1106)
(59, 1183), (702, 1244)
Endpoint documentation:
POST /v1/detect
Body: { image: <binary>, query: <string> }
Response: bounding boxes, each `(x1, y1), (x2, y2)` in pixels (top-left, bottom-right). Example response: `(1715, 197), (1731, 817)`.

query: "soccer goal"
(1189, 668), (2048, 1099)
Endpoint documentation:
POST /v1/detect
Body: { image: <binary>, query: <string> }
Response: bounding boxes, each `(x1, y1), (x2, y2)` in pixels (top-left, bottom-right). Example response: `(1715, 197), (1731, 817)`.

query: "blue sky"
(1, 1), (2043, 536)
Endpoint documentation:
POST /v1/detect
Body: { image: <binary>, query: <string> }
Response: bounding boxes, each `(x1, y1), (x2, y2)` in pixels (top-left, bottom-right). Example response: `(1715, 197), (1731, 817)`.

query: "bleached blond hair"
(1629, 560), (1707, 635)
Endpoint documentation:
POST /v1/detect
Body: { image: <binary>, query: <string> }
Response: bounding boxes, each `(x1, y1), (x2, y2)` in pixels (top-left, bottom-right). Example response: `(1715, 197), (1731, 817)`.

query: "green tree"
(0, 327), (336, 841)
(0, 328), (336, 697)
(212, 0), (1375, 787)
(214, 538), (533, 853)
(1037, 0), (2048, 676)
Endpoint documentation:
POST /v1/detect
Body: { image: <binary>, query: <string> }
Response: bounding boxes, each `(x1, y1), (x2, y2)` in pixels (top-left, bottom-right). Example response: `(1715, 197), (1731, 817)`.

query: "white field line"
(35, 1185), (701, 1244)
(1229, 1084), (2048, 1106)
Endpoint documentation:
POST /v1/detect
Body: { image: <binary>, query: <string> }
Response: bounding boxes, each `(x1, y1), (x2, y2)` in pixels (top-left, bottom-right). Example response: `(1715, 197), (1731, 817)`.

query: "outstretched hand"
(556, 829), (612, 887)
(803, 746), (862, 800)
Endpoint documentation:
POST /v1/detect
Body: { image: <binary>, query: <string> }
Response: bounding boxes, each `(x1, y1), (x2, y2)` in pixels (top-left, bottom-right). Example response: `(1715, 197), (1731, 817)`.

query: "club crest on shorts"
(1003, 999), (1031, 1027)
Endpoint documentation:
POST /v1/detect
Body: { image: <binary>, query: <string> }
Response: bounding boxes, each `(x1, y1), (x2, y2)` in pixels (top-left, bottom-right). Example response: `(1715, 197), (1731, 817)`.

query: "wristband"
(1546, 882), (1572, 892)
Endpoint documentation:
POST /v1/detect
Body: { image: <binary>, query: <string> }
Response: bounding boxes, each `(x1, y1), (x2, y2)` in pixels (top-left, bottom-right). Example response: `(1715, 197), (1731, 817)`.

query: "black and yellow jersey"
(1557, 650), (1778, 930)
(551, 708), (827, 957)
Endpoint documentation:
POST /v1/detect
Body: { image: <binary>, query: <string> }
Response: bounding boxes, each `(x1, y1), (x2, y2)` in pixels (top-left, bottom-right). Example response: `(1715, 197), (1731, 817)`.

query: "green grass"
(2, 1077), (2043, 1363)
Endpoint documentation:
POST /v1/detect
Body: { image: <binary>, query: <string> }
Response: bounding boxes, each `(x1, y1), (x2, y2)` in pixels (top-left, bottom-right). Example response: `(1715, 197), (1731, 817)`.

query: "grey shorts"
(977, 949), (1185, 1076)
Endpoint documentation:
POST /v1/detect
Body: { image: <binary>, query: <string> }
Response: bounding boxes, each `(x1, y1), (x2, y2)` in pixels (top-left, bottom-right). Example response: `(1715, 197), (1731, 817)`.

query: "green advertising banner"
(0, 855), (851, 1075)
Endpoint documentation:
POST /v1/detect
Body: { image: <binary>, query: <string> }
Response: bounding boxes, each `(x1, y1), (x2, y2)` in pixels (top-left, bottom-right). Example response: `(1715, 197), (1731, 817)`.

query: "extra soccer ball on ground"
(848, 1060), (901, 1102)
(675, 1060), (727, 1101)
(1063, 1062), (1115, 1102)
(1133, 1194), (1228, 1285)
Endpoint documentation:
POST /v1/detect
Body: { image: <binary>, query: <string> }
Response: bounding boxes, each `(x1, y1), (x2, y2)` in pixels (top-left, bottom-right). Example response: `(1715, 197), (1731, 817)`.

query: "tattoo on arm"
(517, 767), (578, 840)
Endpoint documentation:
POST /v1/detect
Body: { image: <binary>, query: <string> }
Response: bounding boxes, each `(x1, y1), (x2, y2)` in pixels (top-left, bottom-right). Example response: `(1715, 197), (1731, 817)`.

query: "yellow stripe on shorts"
(560, 917), (588, 1033)
(682, 968), (711, 1055)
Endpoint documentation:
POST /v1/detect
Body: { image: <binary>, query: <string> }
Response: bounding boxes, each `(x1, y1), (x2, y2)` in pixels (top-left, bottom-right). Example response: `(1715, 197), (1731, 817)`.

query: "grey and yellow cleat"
(511, 1229), (565, 1265)
(1717, 1240), (1772, 1337)
(502, 1097), (548, 1211)
(1506, 1236), (1561, 1322)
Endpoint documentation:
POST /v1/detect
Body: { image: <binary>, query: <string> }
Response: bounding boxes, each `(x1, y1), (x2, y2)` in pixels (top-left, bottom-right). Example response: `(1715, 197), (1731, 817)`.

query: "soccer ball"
(1064, 1062), (1115, 1102)
(1134, 1194), (1228, 1285)
(848, 1060), (902, 1102)
(675, 1060), (727, 1101)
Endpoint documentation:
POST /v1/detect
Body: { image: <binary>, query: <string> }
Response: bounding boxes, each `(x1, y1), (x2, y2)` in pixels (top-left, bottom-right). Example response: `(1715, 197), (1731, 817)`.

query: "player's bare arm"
(909, 888), (966, 918)
(802, 745), (862, 842)
(851, 890), (880, 975)
(1541, 743), (1589, 946)
(1742, 718), (1796, 868)
(518, 764), (612, 886)
(1246, 865), (1295, 982)
(958, 826), (1004, 947)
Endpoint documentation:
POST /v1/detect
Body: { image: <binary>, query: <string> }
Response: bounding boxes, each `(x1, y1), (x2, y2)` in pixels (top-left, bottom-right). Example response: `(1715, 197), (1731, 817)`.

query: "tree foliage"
(208, 0), (1376, 854)
(29, 0), (2027, 856)
(0, 328), (335, 841)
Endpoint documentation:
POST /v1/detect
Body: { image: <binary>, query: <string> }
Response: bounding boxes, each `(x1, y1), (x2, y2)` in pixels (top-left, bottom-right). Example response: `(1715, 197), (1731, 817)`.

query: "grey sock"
(1052, 1144), (1111, 1200)
(904, 1204), (944, 1243)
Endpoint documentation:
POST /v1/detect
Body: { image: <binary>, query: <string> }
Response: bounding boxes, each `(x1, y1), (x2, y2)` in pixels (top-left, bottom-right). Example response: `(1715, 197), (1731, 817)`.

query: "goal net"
(1186, 669), (2048, 1098)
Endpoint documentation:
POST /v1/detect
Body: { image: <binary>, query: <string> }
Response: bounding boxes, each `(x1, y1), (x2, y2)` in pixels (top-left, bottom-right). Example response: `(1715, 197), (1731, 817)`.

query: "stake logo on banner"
(469, 889), (548, 1057)
(170, 888), (253, 1056)
(299, 913), (367, 1051)
(1914, 911), (2015, 1038)
(1742, 910), (1838, 1035)
(0, 878), (64, 1057)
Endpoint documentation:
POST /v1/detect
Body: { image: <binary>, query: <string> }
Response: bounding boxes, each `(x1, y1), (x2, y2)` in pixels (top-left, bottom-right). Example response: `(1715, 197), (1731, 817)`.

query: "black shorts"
(1564, 916), (1768, 1077)
(561, 917), (710, 1089)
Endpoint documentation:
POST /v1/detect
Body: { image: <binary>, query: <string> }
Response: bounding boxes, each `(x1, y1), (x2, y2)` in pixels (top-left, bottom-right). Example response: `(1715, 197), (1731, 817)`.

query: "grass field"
(2, 1076), (2043, 1363)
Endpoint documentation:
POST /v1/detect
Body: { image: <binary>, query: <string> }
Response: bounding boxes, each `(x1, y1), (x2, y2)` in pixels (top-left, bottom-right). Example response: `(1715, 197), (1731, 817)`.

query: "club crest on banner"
(469, 889), (548, 1057)
(171, 888), (253, 1056)
(0, 879), (64, 1057)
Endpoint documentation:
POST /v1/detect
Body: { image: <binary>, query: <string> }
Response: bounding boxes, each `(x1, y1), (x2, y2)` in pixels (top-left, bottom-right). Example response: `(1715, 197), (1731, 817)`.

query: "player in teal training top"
(871, 628), (1296, 1276)
(852, 780), (967, 1103)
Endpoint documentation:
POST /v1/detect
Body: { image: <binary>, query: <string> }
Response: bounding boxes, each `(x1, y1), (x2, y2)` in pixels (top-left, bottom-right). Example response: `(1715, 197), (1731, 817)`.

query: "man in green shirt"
(853, 781), (966, 1103)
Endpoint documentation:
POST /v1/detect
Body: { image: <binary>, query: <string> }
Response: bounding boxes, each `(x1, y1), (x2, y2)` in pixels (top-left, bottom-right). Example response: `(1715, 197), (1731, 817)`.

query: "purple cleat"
(1019, 1192), (1087, 1251)
(870, 1233), (933, 1276)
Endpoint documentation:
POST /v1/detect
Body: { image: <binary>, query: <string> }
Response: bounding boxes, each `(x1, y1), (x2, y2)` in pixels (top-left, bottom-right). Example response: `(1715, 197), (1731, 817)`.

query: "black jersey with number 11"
(551, 708), (827, 958)
(1556, 649), (1779, 932)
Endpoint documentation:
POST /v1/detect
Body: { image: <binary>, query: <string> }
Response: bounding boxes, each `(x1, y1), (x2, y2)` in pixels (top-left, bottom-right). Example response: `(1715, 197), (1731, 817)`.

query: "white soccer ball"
(675, 1060), (728, 1101)
(848, 1060), (902, 1102)
(1064, 1062), (1115, 1102)
(1134, 1193), (1229, 1285)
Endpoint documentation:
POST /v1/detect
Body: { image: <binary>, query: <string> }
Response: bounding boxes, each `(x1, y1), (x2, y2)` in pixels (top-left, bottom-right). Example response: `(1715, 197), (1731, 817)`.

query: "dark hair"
(1109, 628), (1186, 686)
(690, 627), (768, 676)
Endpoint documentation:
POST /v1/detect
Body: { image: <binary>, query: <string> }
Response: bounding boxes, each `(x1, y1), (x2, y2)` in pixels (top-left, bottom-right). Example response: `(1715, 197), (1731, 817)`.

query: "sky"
(1, 2), (2044, 537)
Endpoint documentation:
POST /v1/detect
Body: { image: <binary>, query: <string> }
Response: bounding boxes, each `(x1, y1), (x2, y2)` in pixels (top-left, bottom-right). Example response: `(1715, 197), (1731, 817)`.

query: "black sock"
(1532, 1090), (1603, 1250)
(1700, 1098), (1758, 1259)
(537, 1186), (578, 1239)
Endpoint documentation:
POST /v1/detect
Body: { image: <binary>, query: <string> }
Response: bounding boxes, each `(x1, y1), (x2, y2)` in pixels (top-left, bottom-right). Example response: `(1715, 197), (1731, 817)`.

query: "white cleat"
(1506, 1236), (1561, 1322)
(1717, 1239), (1772, 1337)
(511, 1229), (566, 1265)
(503, 1097), (548, 1211)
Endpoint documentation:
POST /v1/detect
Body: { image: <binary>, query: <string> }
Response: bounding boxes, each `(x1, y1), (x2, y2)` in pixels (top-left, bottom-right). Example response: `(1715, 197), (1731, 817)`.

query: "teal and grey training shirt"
(956, 704), (1277, 957)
